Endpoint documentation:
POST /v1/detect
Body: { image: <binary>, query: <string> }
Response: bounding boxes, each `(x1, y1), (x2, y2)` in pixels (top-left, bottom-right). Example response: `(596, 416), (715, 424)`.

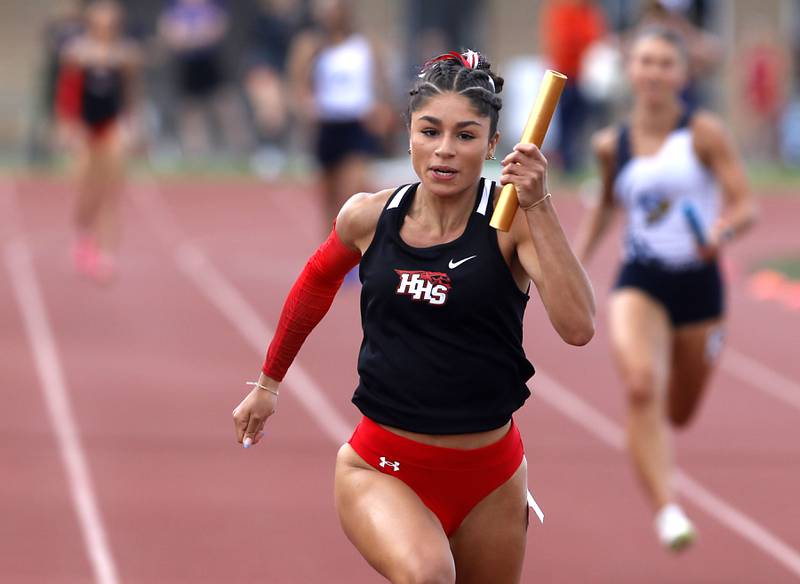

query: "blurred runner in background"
(245, 0), (310, 177)
(56, 0), (142, 283)
(575, 27), (757, 552)
(288, 0), (394, 231)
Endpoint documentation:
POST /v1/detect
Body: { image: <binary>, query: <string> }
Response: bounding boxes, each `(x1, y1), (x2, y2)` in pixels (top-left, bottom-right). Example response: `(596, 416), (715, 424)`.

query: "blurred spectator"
(407, 0), (484, 75)
(577, 35), (625, 110)
(540, 0), (607, 174)
(738, 27), (789, 162)
(158, 0), (252, 158)
(780, 99), (800, 167)
(288, 0), (394, 230)
(636, 0), (721, 109)
(245, 0), (310, 176)
(28, 0), (85, 163)
(782, 8), (800, 166)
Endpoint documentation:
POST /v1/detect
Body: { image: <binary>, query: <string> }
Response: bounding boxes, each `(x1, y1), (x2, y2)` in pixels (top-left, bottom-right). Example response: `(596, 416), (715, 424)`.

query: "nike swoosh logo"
(448, 255), (477, 269)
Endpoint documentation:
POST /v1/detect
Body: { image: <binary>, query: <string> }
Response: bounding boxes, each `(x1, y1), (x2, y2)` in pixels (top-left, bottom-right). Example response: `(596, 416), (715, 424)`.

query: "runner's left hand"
(698, 219), (733, 261)
(499, 143), (549, 208)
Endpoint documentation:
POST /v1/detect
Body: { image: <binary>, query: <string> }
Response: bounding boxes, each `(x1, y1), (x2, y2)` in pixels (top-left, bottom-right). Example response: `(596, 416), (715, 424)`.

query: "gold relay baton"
(489, 70), (567, 232)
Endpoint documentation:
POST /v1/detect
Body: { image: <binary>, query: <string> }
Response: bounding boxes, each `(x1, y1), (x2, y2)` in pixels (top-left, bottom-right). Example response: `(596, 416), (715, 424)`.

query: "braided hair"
(409, 49), (505, 137)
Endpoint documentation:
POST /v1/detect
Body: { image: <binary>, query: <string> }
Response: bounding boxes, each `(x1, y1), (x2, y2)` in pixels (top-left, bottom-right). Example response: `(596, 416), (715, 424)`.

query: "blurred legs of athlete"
(610, 288), (723, 549)
(668, 320), (723, 427)
(73, 125), (126, 282)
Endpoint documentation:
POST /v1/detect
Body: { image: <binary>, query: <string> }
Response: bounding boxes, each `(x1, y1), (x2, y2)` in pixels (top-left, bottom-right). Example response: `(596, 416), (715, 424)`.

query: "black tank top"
(81, 65), (125, 127)
(353, 178), (535, 434)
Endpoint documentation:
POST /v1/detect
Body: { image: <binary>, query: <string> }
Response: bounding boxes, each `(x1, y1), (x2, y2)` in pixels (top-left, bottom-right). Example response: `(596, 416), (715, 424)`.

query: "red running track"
(1, 174), (799, 583)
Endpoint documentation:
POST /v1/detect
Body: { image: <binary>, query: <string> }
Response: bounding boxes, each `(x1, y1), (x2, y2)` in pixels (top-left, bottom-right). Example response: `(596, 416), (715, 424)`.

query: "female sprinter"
(233, 50), (595, 582)
(56, 0), (140, 283)
(287, 0), (393, 230)
(575, 28), (757, 551)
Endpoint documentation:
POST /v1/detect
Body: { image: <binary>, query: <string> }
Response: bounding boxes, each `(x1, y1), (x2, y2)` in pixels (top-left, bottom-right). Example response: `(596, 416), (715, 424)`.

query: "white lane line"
(131, 182), (352, 444)
(674, 471), (800, 576)
(721, 348), (800, 412)
(174, 243), (352, 442)
(533, 371), (800, 578)
(1, 187), (120, 584)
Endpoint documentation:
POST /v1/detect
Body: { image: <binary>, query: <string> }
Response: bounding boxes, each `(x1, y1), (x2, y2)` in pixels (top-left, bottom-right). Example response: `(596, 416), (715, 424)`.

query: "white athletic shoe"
(655, 503), (697, 552)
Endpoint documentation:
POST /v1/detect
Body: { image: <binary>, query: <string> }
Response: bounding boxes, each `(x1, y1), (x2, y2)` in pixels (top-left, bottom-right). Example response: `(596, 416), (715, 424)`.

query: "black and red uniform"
(347, 178), (536, 535)
(57, 61), (126, 138)
(261, 178), (540, 535)
(353, 178), (535, 434)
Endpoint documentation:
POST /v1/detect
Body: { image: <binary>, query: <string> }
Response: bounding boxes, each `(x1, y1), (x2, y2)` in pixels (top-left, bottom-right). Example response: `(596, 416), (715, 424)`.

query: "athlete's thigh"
(608, 289), (673, 393)
(334, 444), (455, 583)
(96, 128), (127, 179)
(71, 135), (91, 171)
(448, 459), (528, 584)
(105, 125), (129, 162)
(668, 318), (724, 425)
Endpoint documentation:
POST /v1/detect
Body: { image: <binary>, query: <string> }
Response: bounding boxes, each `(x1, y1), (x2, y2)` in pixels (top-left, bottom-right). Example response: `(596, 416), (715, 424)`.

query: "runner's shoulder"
(690, 109), (730, 155)
(335, 190), (393, 248)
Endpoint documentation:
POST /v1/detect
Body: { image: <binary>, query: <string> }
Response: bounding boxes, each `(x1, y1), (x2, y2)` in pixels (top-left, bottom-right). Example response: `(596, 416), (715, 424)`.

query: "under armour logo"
(379, 456), (400, 472)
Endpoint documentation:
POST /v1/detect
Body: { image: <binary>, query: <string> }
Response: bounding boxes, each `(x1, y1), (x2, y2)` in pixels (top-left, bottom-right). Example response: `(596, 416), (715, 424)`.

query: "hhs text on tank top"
(314, 35), (375, 121)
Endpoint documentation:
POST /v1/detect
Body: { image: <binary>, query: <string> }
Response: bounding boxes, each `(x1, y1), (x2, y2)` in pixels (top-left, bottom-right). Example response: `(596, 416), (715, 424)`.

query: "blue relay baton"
(682, 201), (707, 247)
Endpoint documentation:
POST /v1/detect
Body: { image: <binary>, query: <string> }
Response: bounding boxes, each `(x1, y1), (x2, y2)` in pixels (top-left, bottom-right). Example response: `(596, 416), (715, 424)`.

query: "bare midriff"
(378, 420), (512, 450)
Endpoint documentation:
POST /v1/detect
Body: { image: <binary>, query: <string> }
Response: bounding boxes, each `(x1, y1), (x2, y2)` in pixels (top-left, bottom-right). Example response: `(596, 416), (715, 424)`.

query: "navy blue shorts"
(614, 260), (725, 326)
(315, 120), (376, 169)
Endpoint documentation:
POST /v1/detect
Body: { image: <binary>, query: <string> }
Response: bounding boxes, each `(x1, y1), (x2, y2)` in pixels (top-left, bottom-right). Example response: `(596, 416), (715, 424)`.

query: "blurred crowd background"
(3, 0), (800, 178)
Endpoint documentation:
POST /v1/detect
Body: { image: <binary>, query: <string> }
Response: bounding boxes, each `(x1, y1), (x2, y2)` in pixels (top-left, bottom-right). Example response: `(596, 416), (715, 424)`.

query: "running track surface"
(2, 173), (799, 583)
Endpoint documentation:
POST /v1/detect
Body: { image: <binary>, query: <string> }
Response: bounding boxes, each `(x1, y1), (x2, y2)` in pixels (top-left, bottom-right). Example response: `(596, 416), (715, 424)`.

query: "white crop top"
(313, 34), (375, 121)
(614, 114), (721, 268)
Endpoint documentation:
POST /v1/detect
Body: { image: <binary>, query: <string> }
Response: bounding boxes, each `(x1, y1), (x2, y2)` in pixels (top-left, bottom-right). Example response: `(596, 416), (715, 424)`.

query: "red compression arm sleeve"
(55, 63), (83, 121)
(262, 227), (361, 381)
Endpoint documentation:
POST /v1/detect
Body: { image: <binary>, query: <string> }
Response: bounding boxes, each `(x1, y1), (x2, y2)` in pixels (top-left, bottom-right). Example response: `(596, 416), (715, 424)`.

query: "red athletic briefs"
(348, 416), (525, 536)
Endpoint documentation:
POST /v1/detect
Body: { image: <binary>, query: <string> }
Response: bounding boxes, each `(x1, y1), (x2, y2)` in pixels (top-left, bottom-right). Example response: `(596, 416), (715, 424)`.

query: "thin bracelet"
(520, 192), (551, 211)
(246, 381), (279, 397)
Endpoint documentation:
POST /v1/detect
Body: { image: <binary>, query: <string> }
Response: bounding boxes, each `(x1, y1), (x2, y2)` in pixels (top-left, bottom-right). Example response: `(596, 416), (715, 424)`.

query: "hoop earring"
(487, 154), (496, 160)
(408, 148), (412, 155)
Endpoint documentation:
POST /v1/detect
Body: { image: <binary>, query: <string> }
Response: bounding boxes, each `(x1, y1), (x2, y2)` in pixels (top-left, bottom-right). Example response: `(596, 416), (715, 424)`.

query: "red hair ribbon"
(421, 50), (480, 73)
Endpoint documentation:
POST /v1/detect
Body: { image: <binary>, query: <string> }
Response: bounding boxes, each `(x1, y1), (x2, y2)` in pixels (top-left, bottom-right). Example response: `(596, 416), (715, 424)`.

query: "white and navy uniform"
(613, 111), (724, 324)
(312, 34), (377, 168)
(164, 2), (226, 98)
(353, 179), (535, 434)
